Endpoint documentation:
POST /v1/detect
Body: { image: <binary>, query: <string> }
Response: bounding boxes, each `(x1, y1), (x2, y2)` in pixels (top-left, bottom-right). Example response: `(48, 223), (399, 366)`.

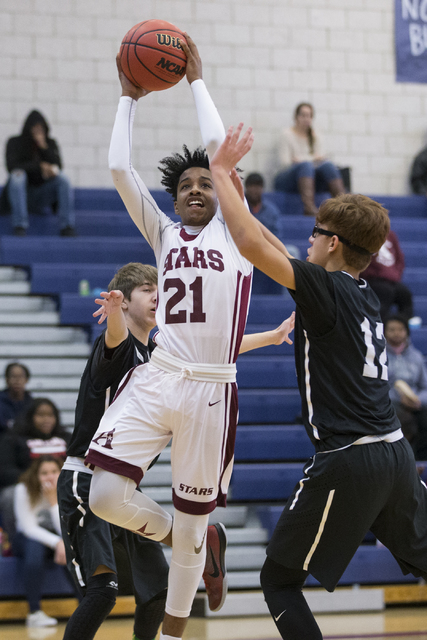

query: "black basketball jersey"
(67, 331), (155, 458)
(288, 259), (400, 451)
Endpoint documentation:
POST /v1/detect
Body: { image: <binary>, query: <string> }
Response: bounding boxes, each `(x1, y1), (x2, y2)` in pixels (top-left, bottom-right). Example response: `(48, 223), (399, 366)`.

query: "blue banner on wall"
(395, 0), (427, 83)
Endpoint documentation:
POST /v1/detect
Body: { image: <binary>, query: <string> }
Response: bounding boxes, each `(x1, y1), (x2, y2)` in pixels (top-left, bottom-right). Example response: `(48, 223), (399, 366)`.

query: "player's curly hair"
(158, 145), (210, 201)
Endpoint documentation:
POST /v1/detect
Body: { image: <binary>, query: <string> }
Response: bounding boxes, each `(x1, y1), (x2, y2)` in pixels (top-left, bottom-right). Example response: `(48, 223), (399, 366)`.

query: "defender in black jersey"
(57, 263), (169, 640)
(209, 126), (427, 640)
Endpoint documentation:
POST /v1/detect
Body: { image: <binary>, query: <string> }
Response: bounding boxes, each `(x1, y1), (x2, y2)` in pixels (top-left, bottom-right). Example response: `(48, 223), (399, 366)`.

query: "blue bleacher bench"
(0, 557), (75, 598)
(0, 237), (155, 267)
(235, 425), (314, 461)
(238, 389), (301, 424)
(236, 357), (297, 389)
(306, 545), (419, 587)
(74, 188), (175, 214)
(31, 263), (124, 295)
(230, 462), (305, 501)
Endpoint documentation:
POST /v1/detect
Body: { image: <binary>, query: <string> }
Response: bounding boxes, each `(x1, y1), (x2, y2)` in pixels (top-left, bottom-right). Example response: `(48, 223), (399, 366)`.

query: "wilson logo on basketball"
(156, 34), (182, 49)
(156, 57), (186, 77)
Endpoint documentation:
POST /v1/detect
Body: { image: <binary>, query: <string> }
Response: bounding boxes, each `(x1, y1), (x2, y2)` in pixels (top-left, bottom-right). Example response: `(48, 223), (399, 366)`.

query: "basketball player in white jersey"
(85, 36), (281, 640)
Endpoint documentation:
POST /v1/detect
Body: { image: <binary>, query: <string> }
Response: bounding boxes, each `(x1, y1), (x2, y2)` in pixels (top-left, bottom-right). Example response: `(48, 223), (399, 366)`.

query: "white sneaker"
(27, 628), (57, 640)
(26, 610), (58, 627)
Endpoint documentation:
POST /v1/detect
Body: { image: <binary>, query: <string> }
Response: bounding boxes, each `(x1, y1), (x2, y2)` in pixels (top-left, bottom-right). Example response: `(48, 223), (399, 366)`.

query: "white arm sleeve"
(14, 484), (61, 550)
(191, 79), (250, 221)
(190, 79), (225, 161)
(108, 96), (171, 251)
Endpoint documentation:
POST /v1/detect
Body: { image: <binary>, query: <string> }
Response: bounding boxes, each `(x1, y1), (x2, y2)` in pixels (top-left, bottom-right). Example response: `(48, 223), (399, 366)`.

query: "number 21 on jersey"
(360, 317), (388, 380)
(164, 276), (206, 324)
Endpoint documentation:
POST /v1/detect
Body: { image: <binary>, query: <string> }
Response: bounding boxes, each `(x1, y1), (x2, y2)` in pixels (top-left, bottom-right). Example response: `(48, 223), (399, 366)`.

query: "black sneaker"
(60, 226), (76, 237)
(202, 523), (228, 612)
(13, 227), (26, 236)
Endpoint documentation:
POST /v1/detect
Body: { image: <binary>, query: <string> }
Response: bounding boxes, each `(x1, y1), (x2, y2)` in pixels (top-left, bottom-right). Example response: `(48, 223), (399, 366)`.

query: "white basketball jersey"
(152, 211), (252, 364)
(109, 85), (253, 365)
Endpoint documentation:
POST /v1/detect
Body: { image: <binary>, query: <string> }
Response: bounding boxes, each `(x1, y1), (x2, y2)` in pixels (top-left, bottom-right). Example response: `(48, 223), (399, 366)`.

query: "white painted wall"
(0, 0), (426, 195)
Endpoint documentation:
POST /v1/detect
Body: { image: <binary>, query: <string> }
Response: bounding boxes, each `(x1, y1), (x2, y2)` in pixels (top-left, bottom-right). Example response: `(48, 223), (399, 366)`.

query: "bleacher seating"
(230, 462), (305, 501)
(0, 236), (155, 267)
(1, 186), (427, 599)
(31, 263), (124, 295)
(235, 425), (314, 461)
(0, 557), (75, 598)
(305, 546), (419, 586)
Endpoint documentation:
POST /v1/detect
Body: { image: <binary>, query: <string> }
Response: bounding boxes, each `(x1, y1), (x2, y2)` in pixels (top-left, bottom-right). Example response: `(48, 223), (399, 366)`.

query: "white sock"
(160, 634), (180, 640)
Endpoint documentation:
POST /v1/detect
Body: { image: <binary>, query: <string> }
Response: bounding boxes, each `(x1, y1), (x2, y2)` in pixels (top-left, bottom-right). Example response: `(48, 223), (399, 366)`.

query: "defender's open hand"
(93, 290), (124, 324)
(210, 123), (254, 174)
(272, 312), (295, 345)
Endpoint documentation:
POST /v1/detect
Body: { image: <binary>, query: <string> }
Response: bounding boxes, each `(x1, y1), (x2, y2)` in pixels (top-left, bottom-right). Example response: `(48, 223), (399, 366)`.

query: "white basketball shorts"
(85, 349), (238, 515)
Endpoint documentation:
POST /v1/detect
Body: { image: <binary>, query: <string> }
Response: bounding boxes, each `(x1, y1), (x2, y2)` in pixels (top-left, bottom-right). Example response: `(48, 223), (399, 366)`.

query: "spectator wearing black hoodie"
(410, 144), (427, 196)
(0, 362), (33, 431)
(0, 110), (75, 236)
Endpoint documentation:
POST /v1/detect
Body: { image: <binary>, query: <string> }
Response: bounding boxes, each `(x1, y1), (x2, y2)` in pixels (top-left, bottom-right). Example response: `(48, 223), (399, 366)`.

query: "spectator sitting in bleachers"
(245, 172), (281, 236)
(0, 426), (31, 554)
(0, 427), (31, 495)
(244, 172), (300, 262)
(0, 110), (75, 237)
(13, 398), (69, 459)
(273, 102), (345, 216)
(410, 143), (427, 196)
(0, 362), (33, 431)
(361, 230), (414, 322)
(385, 315), (427, 459)
(13, 455), (68, 627)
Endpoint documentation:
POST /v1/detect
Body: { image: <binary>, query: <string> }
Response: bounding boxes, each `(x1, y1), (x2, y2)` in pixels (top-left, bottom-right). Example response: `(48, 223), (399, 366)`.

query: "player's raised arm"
(239, 312), (295, 354)
(93, 290), (128, 348)
(181, 34), (226, 159)
(108, 55), (168, 248)
(210, 124), (296, 289)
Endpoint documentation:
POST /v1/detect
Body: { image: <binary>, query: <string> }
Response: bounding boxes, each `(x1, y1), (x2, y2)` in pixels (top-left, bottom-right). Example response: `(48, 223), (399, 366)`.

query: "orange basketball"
(119, 20), (187, 92)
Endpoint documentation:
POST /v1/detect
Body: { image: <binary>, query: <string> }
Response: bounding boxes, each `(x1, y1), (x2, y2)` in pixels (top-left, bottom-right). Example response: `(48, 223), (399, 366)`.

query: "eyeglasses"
(311, 225), (371, 256)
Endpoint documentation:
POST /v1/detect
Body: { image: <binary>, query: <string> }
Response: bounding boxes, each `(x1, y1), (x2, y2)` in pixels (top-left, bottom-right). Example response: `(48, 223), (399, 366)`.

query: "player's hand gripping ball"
(119, 19), (188, 91)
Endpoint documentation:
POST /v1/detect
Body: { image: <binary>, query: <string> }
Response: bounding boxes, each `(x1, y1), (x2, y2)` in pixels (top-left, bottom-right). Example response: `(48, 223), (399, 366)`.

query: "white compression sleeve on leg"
(165, 510), (210, 618)
(89, 468), (172, 541)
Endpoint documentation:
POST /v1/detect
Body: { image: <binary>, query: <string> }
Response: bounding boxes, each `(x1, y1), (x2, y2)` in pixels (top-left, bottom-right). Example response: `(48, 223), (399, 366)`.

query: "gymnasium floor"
(1, 608), (427, 640)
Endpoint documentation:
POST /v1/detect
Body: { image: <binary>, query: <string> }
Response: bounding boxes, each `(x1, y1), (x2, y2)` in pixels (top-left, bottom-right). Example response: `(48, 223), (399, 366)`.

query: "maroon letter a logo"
(92, 428), (115, 450)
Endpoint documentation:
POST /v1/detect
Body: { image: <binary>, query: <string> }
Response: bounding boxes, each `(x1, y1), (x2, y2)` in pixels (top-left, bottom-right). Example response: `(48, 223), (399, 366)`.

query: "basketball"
(119, 20), (187, 92)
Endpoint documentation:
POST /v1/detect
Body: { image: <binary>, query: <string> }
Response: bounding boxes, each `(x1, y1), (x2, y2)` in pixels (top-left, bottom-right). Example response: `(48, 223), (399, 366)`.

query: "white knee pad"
(166, 510), (210, 618)
(89, 468), (172, 541)
(171, 510), (209, 567)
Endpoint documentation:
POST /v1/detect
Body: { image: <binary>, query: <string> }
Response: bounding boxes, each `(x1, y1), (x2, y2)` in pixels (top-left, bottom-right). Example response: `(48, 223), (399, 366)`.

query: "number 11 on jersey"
(360, 317), (388, 380)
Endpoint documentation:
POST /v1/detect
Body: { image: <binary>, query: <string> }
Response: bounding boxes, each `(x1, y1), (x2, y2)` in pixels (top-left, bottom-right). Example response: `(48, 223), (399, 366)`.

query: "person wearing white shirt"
(13, 455), (68, 628)
(274, 103), (345, 216)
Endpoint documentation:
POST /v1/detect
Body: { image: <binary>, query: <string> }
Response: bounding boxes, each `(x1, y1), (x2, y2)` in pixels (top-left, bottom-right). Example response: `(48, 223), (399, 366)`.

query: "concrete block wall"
(0, 0), (427, 195)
